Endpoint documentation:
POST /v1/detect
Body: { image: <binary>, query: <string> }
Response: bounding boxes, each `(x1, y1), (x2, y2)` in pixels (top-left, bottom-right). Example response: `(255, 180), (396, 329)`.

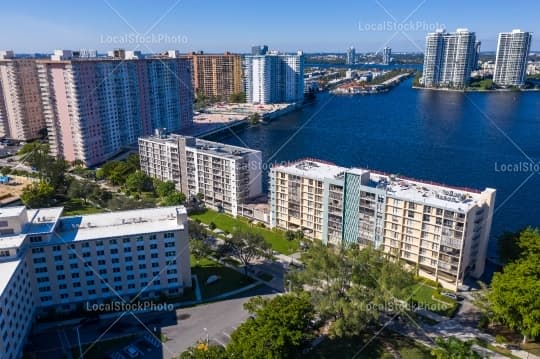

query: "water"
(220, 78), (540, 257)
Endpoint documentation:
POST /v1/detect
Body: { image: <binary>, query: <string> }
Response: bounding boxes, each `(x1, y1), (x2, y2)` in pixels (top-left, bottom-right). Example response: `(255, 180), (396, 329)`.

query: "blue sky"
(1, 0), (538, 53)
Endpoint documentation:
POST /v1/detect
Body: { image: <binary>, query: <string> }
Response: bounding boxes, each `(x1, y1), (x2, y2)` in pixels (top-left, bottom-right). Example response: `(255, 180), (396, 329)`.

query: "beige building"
(186, 52), (243, 101)
(0, 206), (191, 359)
(0, 52), (46, 140)
(139, 132), (262, 216)
(270, 159), (496, 290)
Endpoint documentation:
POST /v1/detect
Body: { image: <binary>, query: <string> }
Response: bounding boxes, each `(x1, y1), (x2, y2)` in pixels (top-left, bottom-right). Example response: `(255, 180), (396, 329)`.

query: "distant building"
(251, 45), (268, 56)
(0, 53), (46, 140)
(382, 47), (392, 65)
(184, 52), (243, 101)
(244, 51), (304, 104)
(346, 46), (356, 65)
(139, 132), (262, 216)
(421, 29), (477, 88)
(472, 41), (481, 70)
(0, 206), (191, 359)
(493, 30), (532, 87)
(270, 159), (496, 290)
(37, 50), (193, 166)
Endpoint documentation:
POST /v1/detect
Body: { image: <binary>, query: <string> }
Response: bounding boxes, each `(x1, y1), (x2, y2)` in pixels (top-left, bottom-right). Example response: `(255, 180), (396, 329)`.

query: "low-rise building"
(0, 205), (191, 359)
(270, 159), (495, 290)
(139, 132), (262, 216)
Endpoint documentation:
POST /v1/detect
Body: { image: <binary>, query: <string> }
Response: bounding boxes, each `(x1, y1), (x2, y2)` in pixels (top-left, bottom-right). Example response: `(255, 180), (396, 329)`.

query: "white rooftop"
(0, 259), (21, 297)
(273, 160), (349, 181)
(0, 207), (63, 249)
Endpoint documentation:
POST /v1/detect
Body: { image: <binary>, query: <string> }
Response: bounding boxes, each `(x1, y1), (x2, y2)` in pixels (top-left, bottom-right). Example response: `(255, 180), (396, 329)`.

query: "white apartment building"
(139, 133), (263, 216)
(421, 29), (477, 88)
(244, 51), (304, 104)
(493, 30), (532, 87)
(270, 159), (496, 290)
(0, 206), (191, 359)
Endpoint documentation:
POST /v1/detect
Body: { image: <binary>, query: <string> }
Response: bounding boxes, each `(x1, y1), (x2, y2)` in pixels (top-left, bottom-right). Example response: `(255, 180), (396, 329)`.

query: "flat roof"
(0, 259), (21, 297)
(53, 206), (186, 243)
(272, 160), (349, 181)
(0, 207), (63, 249)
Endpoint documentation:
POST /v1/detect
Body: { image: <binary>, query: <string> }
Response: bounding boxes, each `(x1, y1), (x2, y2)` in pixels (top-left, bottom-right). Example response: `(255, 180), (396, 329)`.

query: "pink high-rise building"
(37, 50), (193, 166)
(0, 51), (47, 140)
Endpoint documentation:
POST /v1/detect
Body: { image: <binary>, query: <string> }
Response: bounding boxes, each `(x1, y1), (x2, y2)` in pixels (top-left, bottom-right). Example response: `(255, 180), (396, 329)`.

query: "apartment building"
(244, 51), (304, 104)
(382, 47), (392, 65)
(270, 159), (495, 290)
(37, 50), (193, 166)
(346, 46), (356, 65)
(185, 52), (243, 101)
(0, 205), (191, 359)
(421, 29), (477, 88)
(139, 132), (262, 216)
(493, 30), (532, 87)
(0, 51), (46, 140)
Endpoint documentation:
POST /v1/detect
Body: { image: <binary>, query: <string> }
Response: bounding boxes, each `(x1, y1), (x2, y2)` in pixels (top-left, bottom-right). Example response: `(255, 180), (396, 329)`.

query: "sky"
(1, 0), (539, 54)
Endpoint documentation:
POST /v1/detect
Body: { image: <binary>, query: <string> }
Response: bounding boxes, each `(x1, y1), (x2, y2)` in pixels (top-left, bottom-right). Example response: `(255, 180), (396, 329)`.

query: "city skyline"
(1, 0), (539, 53)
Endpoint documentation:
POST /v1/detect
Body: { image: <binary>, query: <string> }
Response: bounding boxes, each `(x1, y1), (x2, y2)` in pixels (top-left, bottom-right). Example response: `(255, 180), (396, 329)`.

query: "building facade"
(37, 50), (193, 166)
(185, 52), (243, 101)
(139, 133), (263, 216)
(0, 52), (46, 140)
(346, 46), (356, 65)
(421, 29), (476, 88)
(244, 51), (304, 104)
(493, 30), (532, 87)
(0, 205), (191, 359)
(270, 159), (495, 290)
(382, 47), (392, 65)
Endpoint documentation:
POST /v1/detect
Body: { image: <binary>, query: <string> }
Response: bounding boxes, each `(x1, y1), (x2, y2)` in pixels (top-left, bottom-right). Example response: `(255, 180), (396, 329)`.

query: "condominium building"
(421, 29), (477, 88)
(185, 52), (243, 101)
(37, 50), (193, 166)
(493, 30), (532, 87)
(0, 52), (46, 140)
(346, 46), (356, 65)
(0, 205), (191, 359)
(244, 51), (304, 104)
(270, 159), (496, 290)
(139, 132), (262, 216)
(382, 47), (392, 65)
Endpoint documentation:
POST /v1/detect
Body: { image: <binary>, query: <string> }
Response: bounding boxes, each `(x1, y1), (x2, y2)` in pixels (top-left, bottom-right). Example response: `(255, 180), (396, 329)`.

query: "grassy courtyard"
(190, 255), (254, 299)
(407, 281), (458, 317)
(190, 209), (300, 255)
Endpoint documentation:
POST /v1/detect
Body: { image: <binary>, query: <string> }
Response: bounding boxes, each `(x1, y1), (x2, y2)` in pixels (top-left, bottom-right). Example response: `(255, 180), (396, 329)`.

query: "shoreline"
(412, 85), (540, 93)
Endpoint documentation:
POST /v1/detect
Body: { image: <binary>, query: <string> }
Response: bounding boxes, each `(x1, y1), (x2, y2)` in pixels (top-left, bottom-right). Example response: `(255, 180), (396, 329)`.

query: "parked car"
(441, 292), (458, 300)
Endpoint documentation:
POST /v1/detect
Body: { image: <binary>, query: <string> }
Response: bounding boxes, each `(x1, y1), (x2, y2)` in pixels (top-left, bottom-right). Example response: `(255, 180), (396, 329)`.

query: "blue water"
(220, 78), (540, 257)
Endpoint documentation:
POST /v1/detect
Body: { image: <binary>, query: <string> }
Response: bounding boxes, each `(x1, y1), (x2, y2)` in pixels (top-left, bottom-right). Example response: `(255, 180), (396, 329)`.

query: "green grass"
(191, 255), (254, 299)
(62, 198), (105, 215)
(408, 282), (457, 317)
(190, 209), (299, 255)
(308, 331), (433, 359)
(71, 335), (136, 359)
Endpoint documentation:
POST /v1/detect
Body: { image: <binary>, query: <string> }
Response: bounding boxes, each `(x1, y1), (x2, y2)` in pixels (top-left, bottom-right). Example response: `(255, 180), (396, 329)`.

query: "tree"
(295, 229), (304, 241)
(67, 179), (95, 204)
(162, 191), (186, 206)
(18, 141), (49, 170)
(287, 241), (415, 337)
(247, 113), (261, 125)
(227, 294), (315, 359)
(180, 343), (227, 359)
(191, 239), (212, 264)
(229, 92), (246, 103)
(189, 221), (208, 241)
(430, 337), (481, 359)
(125, 153), (140, 171)
(107, 162), (132, 186)
(124, 171), (153, 193)
(154, 179), (176, 198)
(497, 229), (525, 265)
(285, 230), (296, 241)
(224, 230), (272, 275)
(21, 181), (55, 208)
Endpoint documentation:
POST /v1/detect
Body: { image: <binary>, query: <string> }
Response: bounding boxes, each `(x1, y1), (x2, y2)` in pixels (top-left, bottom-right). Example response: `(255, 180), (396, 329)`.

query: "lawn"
(71, 335), (136, 359)
(308, 331), (433, 359)
(407, 282), (457, 317)
(190, 209), (299, 255)
(61, 198), (105, 216)
(191, 255), (254, 299)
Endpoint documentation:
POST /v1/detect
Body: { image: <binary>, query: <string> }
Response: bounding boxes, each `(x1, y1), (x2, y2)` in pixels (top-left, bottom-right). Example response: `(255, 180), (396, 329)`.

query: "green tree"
(430, 337), (481, 359)
(18, 141), (49, 170)
(125, 153), (140, 171)
(285, 230), (296, 241)
(247, 113), (261, 125)
(497, 229), (525, 265)
(162, 191), (186, 206)
(67, 179), (95, 204)
(189, 221), (208, 241)
(287, 241), (414, 337)
(124, 170), (153, 193)
(180, 343), (227, 359)
(154, 179), (176, 198)
(227, 294), (315, 359)
(229, 92), (246, 103)
(224, 230), (272, 275)
(21, 181), (55, 208)
(107, 162), (132, 185)
(295, 229), (304, 240)
(191, 239), (212, 264)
